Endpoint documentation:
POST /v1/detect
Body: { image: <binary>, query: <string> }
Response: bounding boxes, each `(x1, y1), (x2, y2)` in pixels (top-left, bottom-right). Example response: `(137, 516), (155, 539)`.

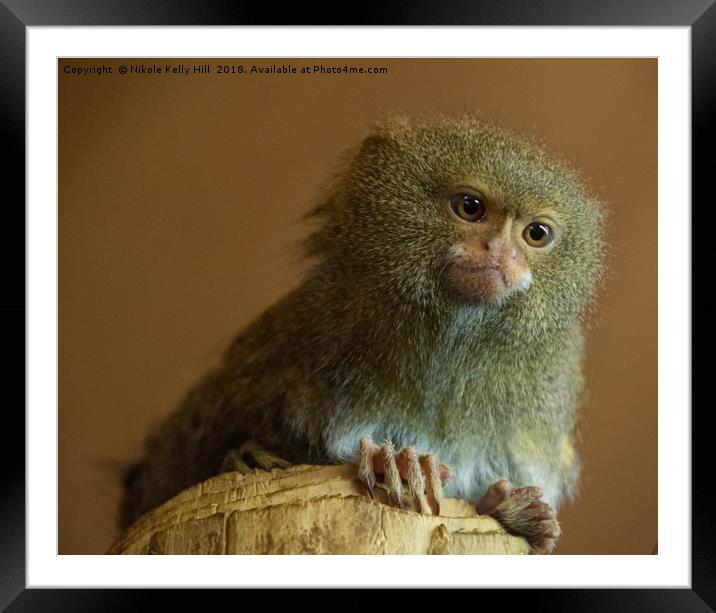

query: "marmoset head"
(306, 115), (605, 321)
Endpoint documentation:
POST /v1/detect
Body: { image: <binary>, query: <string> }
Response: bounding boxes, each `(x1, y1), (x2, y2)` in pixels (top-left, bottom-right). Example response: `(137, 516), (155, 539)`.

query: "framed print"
(3, 0), (711, 608)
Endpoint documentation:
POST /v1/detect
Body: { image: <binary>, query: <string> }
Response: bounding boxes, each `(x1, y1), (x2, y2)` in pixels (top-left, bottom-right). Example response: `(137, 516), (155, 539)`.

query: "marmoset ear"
(301, 194), (343, 259)
(357, 130), (392, 158)
(359, 114), (412, 151)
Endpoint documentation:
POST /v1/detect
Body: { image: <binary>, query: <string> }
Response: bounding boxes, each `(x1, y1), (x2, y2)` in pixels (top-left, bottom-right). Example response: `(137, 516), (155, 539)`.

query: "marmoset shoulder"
(119, 115), (606, 554)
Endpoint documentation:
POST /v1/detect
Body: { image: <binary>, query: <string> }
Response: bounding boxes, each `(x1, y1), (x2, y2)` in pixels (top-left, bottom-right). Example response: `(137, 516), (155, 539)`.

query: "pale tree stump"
(108, 464), (530, 555)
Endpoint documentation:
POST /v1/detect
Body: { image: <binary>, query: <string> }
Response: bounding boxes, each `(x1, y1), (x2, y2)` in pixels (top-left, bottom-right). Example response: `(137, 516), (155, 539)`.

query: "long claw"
(358, 436), (377, 497)
(420, 454), (444, 516)
(220, 441), (292, 475)
(356, 437), (451, 516)
(402, 447), (429, 514)
(381, 441), (403, 509)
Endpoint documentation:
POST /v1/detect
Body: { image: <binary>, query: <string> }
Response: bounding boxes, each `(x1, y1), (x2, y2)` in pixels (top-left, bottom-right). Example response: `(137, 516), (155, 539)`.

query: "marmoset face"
(308, 116), (604, 317)
(442, 182), (561, 305)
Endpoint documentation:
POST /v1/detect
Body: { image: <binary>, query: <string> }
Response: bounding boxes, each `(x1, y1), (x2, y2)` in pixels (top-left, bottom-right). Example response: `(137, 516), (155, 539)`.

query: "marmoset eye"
(523, 222), (554, 248)
(450, 193), (486, 222)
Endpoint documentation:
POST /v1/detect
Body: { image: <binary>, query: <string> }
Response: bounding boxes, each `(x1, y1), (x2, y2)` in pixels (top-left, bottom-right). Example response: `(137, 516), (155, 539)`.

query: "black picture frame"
(2, 0), (710, 607)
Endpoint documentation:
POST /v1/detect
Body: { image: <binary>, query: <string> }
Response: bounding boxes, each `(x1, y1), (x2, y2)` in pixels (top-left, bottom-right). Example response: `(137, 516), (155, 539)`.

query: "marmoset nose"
(473, 235), (516, 259)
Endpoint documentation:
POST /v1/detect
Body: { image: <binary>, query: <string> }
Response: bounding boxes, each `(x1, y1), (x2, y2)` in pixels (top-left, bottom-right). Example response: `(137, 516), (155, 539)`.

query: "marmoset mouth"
(454, 262), (504, 278)
(444, 260), (513, 304)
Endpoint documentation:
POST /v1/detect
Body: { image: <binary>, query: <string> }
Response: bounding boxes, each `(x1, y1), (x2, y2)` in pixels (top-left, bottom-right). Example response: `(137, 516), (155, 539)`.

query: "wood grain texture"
(108, 464), (530, 555)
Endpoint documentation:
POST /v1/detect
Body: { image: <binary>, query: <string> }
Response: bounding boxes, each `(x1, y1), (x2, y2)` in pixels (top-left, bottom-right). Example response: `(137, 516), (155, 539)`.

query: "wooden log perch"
(108, 464), (530, 555)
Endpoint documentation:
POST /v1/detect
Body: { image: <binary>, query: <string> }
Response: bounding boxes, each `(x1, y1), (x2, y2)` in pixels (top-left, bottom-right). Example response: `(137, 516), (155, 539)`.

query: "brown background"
(58, 58), (657, 554)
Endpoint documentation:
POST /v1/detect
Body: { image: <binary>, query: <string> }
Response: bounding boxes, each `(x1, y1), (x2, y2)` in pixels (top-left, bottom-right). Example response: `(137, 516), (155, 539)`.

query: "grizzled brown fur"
(119, 115), (605, 536)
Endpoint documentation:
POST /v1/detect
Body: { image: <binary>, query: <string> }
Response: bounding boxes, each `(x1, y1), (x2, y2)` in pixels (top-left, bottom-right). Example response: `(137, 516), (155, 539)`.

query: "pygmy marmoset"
(119, 115), (606, 554)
